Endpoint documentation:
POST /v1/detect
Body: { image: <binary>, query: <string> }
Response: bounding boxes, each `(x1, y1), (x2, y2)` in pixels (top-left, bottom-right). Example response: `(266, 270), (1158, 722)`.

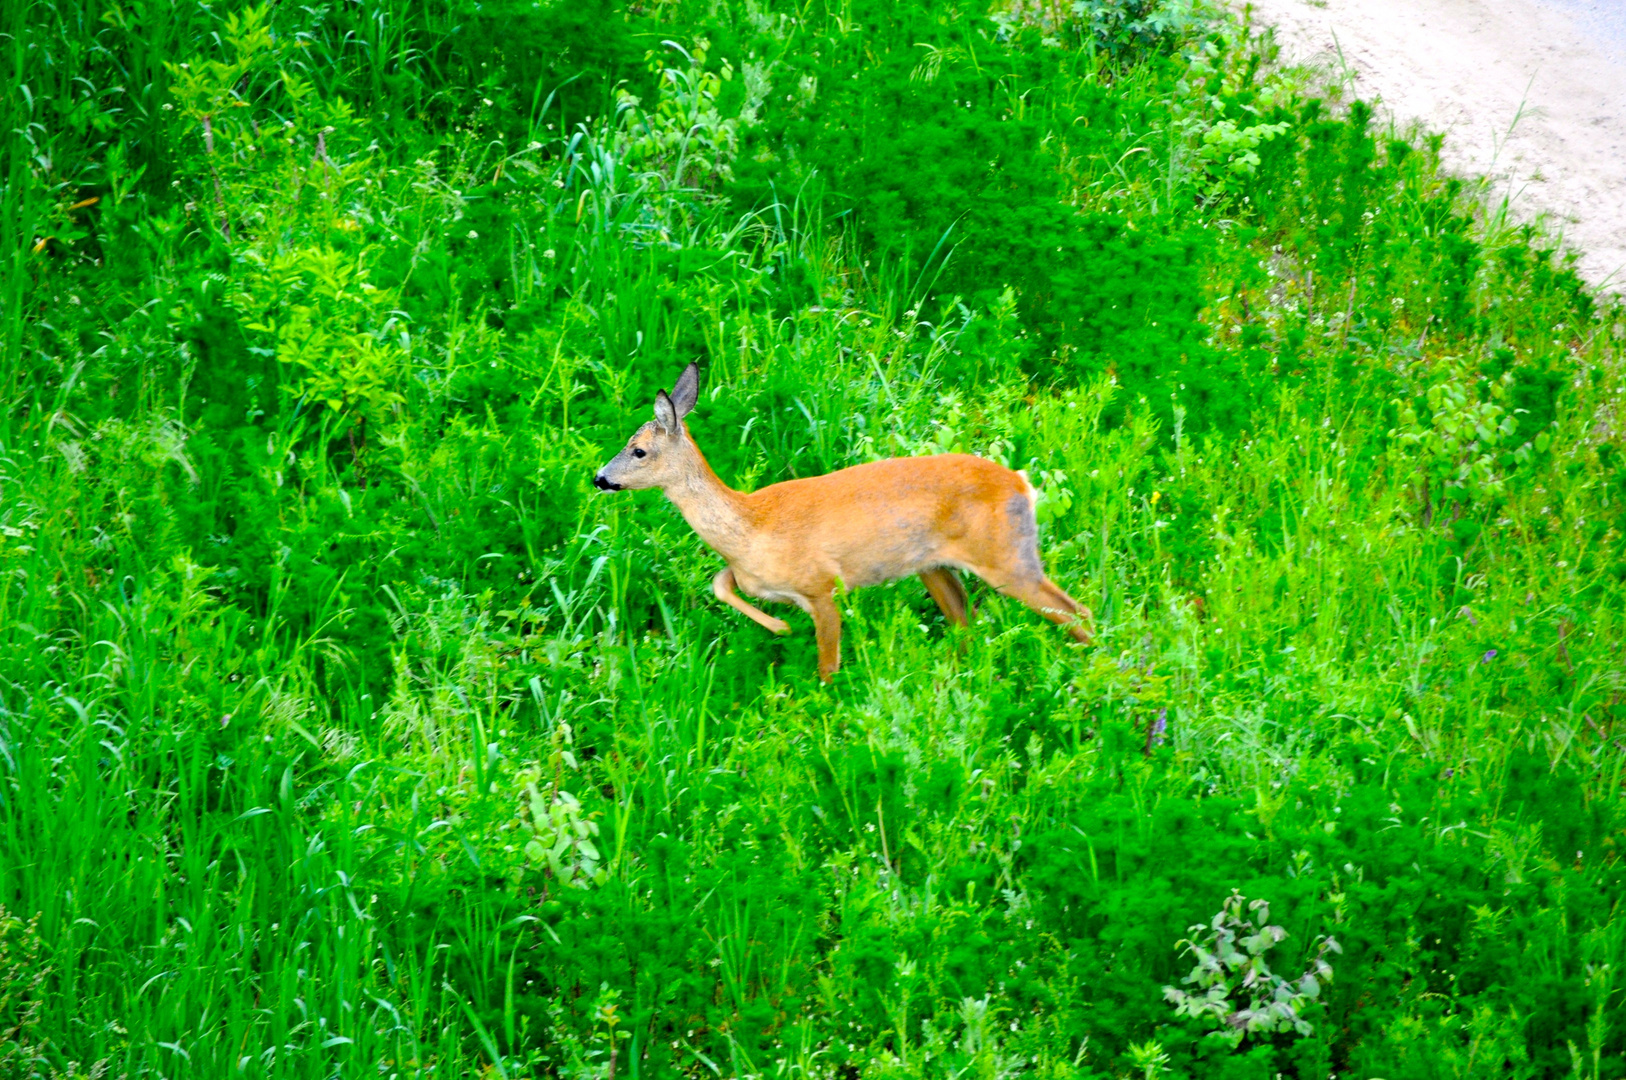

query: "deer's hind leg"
(919, 568), (972, 628)
(965, 493), (1093, 643)
(1001, 574), (1094, 643)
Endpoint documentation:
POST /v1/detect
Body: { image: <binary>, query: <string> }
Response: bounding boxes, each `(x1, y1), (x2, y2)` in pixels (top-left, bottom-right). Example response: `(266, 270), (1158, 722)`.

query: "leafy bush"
(1164, 891), (1341, 1045)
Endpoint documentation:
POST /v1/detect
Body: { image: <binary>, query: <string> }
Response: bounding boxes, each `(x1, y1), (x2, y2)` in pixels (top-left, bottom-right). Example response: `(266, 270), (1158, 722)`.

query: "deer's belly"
(836, 533), (950, 588)
(733, 570), (811, 610)
(732, 526), (949, 598)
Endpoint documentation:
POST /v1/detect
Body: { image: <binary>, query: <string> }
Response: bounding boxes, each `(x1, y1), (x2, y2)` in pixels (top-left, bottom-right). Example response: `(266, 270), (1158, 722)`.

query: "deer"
(592, 363), (1093, 682)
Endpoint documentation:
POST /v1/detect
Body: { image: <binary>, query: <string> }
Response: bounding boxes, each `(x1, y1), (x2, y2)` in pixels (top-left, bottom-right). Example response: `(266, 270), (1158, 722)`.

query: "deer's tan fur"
(595, 364), (1092, 681)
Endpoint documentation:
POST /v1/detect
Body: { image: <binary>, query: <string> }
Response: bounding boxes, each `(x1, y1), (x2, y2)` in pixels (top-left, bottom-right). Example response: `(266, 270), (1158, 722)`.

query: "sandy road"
(1233, 0), (1626, 293)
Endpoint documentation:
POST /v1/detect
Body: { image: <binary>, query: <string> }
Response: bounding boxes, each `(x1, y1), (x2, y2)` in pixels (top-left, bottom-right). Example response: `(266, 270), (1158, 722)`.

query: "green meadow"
(2, 0), (1623, 1075)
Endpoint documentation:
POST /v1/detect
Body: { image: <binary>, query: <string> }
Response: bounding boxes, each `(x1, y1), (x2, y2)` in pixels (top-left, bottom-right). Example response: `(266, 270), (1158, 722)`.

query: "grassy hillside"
(2, 0), (1623, 1076)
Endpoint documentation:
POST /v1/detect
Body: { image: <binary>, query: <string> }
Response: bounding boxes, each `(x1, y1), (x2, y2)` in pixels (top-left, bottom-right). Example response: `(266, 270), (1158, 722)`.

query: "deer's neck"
(662, 437), (755, 559)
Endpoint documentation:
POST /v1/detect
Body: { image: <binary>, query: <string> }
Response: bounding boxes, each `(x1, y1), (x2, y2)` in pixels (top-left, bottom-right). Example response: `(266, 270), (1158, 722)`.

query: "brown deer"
(593, 363), (1092, 681)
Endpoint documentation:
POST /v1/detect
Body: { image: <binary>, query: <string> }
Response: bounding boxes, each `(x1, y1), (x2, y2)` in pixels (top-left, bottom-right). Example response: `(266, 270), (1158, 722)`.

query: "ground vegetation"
(1, 0), (1623, 1076)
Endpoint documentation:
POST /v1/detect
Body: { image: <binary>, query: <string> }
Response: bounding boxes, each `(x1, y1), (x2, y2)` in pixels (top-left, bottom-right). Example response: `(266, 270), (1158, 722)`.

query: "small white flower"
(543, 249), (556, 260)
(468, 230), (478, 239)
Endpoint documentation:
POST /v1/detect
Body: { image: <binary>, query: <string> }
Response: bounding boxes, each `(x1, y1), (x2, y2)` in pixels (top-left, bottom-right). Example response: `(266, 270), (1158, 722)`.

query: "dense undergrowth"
(2, 0), (1624, 1076)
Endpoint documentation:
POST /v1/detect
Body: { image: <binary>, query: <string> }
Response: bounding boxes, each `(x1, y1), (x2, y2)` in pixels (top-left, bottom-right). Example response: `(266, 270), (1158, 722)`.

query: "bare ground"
(1233, 0), (1626, 293)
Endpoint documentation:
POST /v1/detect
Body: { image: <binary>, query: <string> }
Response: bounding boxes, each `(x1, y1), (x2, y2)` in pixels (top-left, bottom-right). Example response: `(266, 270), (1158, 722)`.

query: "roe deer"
(593, 363), (1092, 681)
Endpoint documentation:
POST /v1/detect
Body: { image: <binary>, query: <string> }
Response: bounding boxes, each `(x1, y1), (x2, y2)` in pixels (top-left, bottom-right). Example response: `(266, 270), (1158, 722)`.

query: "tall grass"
(1, 0), (1623, 1077)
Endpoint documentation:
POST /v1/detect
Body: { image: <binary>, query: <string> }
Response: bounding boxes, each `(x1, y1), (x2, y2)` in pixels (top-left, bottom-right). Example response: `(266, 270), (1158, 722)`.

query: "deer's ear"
(670, 362), (700, 418)
(653, 390), (680, 434)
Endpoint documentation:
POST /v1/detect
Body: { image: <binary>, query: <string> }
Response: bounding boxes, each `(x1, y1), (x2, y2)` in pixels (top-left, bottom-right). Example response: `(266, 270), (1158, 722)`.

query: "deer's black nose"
(594, 473), (621, 491)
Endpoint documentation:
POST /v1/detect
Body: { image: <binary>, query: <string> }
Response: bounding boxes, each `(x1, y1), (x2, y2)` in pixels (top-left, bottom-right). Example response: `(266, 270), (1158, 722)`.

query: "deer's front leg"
(809, 591), (843, 683)
(713, 568), (790, 635)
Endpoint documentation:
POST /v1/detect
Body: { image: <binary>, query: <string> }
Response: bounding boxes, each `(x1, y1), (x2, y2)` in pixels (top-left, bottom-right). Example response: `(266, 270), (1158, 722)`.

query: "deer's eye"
(632, 448), (646, 459)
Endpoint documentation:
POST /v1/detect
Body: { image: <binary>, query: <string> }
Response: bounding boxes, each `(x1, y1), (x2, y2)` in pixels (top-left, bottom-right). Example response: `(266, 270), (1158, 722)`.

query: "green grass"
(1, 0), (1624, 1077)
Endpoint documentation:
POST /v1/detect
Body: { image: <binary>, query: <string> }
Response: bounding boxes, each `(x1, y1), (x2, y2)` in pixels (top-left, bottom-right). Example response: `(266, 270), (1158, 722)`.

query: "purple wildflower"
(1482, 649), (1498, 664)
(1152, 708), (1168, 745)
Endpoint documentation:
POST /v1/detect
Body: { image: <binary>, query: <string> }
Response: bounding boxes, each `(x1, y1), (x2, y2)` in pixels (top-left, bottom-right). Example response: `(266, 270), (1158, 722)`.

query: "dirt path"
(1232, 0), (1626, 293)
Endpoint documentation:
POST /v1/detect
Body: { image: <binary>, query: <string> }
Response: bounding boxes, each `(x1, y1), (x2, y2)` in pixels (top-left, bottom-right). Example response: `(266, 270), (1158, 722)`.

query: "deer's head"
(594, 362), (700, 492)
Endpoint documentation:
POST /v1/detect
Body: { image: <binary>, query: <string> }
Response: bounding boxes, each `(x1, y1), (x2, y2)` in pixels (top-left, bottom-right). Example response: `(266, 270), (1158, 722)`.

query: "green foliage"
(1164, 891), (1340, 1046)
(996, 0), (1203, 57)
(733, 1), (1218, 417)
(1388, 357), (1527, 526)
(0, 910), (50, 1074)
(438, 0), (657, 135)
(2, 0), (1626, 1077)
(242, 246), (409, 420)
